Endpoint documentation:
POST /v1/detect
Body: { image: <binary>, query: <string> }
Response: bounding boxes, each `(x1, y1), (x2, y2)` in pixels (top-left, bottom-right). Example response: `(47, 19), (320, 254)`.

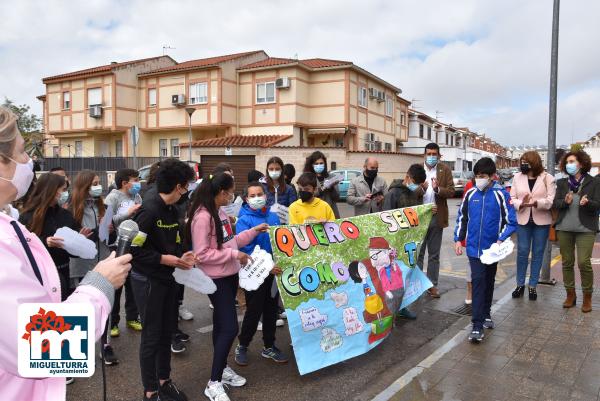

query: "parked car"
(330, 169), (362, 201)
(452, 171), (473, 197)
(138, 160), (202, 182)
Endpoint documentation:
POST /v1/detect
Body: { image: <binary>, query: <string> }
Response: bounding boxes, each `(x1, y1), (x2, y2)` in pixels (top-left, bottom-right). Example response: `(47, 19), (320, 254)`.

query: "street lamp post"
(540, 0), (560, 285)
(185, 107), (196, 161)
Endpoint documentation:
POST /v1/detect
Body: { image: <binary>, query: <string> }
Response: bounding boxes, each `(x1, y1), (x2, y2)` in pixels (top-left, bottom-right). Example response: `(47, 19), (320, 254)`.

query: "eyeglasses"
(370, 250), (385, 260)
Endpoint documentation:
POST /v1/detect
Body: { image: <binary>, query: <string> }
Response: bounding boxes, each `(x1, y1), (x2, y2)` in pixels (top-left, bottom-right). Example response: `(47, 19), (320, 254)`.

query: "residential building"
(400, 110), (514, 171)
(39, 56), (176, 158)
(39, 51), (405, 158)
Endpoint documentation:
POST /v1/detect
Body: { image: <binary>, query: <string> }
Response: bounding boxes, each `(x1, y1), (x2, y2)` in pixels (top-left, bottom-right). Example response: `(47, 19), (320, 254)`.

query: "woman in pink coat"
(0, 106), (132, 401)
(510, 151), (556, 301)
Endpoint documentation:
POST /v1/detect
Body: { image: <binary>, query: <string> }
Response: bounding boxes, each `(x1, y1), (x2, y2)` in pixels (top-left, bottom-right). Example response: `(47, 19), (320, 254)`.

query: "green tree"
(2, 97), (43, 157)
(570, 143), (584, 152)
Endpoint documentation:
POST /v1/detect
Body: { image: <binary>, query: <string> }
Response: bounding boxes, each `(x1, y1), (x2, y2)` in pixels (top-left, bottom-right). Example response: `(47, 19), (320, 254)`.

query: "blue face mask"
(129, 182), (141, 195)
(566, 163), (579, 176)
(313, 164), (325, 174)
(426, 156), (438, 167)
(407, 183), (419, 192)
(58, 191), (69, 206)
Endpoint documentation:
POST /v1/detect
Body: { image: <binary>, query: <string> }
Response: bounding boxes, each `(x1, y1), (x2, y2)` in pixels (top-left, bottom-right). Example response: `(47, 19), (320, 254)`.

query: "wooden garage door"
(200, 155), (256, 193)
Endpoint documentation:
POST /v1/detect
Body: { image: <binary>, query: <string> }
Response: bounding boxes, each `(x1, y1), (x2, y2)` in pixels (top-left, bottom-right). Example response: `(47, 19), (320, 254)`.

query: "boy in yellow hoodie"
(289, 172), (336, 224)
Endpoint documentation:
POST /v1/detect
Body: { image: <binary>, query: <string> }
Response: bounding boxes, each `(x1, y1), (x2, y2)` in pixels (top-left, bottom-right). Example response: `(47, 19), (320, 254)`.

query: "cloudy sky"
(2, 0), (599, 146)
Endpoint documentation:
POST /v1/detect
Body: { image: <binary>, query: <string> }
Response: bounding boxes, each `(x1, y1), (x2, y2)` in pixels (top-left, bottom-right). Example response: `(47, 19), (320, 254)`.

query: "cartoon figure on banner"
(349, 261), (385, 340)
(358, 237), (405, 343)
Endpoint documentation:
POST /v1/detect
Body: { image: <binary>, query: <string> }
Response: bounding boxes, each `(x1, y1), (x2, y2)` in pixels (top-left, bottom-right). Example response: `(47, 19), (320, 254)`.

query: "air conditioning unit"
(275, 77), (291, 89)
(171, 94), (186, 106)
(377, 92), (386, 102)
(364, 132), (376, 150)
(89, 105), (102, 118)
(368, 88), (379, 99)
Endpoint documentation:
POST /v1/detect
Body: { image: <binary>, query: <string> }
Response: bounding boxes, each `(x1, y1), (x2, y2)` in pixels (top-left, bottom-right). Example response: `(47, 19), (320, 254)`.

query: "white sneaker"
(204, 381), (230, 401)
(179, 305), (194, 321)
(209, 303), (214, 309)
(276, 319), (285, 327)
(222, 366), (246, 387)
(257, 321), (263, 331)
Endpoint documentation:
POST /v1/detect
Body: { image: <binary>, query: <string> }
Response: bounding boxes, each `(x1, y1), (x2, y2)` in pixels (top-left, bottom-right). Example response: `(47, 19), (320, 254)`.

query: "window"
(358, 87), (368, 108)
(75, 141), (83, 157)
(451, 136), (454, 146)
(427, 127), (432, 140)
(189, 82), (208, 104)
(400, 113), (405, 125)
(87, 87), (102, 106)
(256, 82), (275, 104)
(159, 139), (168, 157)
(115, 140), (123, 157)
(334, 138), (345, 148)
(63, 92), (70, 110)
(419, 124), (424, 138)
(171, 139), (180, 157)
(445, 133), (449, 144)
(148, 88), (157, 107)
(52, 146), (59, 157)
(385, 98), (393, 117)
(385, 142), (392, 151)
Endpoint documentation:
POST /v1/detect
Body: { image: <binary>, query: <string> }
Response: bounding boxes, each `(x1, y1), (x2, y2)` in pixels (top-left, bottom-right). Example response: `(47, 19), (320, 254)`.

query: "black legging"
(207, 274), (239, 382)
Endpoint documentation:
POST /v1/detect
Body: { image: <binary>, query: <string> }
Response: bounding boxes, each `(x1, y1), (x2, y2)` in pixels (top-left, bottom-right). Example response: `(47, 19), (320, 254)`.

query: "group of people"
(1, 99), (599, 400)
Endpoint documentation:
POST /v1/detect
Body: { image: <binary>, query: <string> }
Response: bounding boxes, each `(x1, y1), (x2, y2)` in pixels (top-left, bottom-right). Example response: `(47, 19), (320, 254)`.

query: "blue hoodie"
(454, 182), (517, 258)
(236, 203), (281, 254)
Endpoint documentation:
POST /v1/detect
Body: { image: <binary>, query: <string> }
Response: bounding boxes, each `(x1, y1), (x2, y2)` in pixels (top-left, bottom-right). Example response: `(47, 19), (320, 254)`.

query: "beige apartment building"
(41, 56), (176, 158)
(39, 50), (408, 159)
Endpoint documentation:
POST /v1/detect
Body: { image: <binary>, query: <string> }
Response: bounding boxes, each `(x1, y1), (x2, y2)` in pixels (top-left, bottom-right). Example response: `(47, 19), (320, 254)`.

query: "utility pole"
(540, 0), (560, 285)
(185, 107), (196, 161)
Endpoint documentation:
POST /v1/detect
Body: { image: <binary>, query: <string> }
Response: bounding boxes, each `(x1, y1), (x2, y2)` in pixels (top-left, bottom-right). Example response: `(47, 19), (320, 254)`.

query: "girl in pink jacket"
(0, 106), (131, 401)
(185, 173), (268, 401)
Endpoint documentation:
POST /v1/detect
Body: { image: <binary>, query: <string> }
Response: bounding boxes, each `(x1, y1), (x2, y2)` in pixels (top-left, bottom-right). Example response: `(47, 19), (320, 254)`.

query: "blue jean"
(469, 257), (497, 331)
(516, 222), (550, 287)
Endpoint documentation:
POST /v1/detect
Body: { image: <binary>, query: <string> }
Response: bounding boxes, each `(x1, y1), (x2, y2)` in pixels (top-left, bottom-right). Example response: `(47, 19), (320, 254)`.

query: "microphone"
(116, 220), (139, 256)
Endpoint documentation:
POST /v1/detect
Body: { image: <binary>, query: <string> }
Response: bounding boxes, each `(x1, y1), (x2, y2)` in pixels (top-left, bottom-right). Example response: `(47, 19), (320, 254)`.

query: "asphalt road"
(68, 200), (518, 401)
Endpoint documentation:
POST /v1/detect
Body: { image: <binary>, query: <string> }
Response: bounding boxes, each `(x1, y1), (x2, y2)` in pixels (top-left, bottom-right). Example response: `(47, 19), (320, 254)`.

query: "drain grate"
(452, 304), (472, 316)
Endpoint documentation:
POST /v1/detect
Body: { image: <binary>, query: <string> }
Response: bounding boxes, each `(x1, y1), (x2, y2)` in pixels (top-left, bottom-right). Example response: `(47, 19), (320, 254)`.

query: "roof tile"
(42, 56), (169, 83)
(183, 134), (293, 148)
(238, 57), (352, 70)
(141, 50), (265, 75)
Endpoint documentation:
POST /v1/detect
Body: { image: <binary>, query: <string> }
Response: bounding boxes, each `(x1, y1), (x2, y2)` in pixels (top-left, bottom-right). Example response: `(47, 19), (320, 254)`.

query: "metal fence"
(40, 157), (162, 188)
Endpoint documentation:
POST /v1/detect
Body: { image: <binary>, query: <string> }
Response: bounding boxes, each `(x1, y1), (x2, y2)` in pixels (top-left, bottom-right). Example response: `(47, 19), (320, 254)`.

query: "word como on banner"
(269, 204), (433, 375)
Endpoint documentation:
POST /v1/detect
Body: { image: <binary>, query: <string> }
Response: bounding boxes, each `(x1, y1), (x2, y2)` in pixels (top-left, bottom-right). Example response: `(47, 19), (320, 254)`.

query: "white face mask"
(475, 178), (490, 191)
(0, 157), (34, 200)
(248, 196), (267, 210)
(268, 170), (282, 180)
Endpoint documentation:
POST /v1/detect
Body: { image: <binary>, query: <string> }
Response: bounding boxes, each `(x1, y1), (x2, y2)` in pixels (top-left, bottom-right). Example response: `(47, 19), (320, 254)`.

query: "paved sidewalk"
(375, 245), (600, 401)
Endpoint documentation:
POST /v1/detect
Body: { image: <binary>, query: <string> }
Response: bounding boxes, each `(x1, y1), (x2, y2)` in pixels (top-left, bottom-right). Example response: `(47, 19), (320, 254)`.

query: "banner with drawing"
(270, 204), (434, 375)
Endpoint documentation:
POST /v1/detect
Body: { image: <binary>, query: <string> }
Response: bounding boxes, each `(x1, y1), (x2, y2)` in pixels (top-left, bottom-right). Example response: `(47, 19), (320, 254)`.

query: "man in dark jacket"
(382, 163), (427, 320)
(130, 159), (195, 401)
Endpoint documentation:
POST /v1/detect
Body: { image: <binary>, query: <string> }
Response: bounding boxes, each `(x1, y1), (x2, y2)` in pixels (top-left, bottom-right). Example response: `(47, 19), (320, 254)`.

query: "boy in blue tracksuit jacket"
(234, 182), (289, 365)
(454, 158), (517, 343)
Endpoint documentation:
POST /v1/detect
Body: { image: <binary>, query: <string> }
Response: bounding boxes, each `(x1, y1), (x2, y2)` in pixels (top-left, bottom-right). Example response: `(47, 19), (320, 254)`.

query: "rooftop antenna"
(410, 98), (422, 109)
(435, 110), (443, 120)
(293, 53), (298, 60)
(163, 45), (176, 55)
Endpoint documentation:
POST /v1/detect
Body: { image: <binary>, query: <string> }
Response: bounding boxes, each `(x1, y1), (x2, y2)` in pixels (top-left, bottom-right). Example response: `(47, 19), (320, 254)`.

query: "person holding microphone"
(0, 106), (132, 400)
